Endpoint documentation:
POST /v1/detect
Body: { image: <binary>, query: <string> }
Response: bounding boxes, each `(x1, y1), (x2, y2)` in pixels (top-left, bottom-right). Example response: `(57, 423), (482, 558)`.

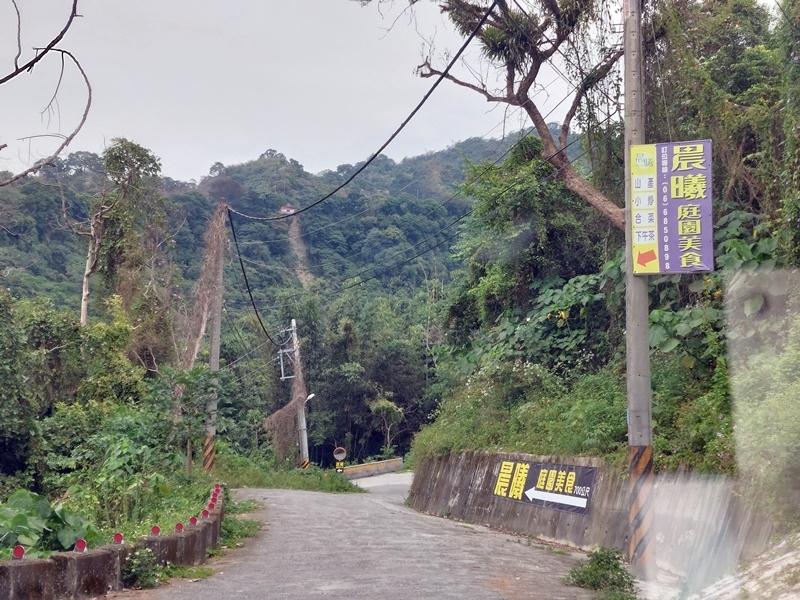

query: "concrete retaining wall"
(341, 457), (403, 479)
(409, 451), (772, 580)
(0, 495), (224, 600)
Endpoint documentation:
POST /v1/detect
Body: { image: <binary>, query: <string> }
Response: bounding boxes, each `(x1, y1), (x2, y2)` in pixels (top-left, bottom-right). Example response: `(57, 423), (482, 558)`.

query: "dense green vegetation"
(0, 0), (799, 555)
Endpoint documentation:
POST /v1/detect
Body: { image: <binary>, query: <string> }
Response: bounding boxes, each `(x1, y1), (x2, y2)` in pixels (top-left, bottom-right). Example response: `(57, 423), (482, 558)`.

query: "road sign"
(300, 459), (310, 470)
(333, 447), (346, 461)
(631, 140), (714, 274)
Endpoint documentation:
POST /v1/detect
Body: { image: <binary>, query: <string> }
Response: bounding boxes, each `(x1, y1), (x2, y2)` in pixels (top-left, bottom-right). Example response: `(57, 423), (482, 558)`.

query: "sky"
(1, 0), (566, 182)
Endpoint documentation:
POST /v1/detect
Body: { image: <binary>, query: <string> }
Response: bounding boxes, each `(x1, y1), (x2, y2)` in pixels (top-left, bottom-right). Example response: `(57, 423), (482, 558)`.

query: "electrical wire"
(510, 0), (623, 110)
(229, 112), (614, 314)
(227, 0), (500, 223)
(226, 207), (282, 347)
(230, 80), (584, 282)
(223, 338), (278, 370)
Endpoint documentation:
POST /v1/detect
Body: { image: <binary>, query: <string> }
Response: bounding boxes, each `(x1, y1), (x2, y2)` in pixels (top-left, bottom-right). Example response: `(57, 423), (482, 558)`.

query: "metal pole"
(624, 0), (654, 577)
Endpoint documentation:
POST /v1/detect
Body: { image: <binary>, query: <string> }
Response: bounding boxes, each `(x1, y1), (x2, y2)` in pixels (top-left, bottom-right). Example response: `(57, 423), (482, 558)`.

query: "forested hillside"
(1, 0), (799, 558)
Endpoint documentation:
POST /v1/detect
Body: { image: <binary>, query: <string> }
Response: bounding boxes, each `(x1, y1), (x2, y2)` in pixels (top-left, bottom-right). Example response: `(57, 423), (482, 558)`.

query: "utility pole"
(290, 319), (312, 469)
(204, 202), (226, 473)
(624, 0), (655, 577)
(299, 393), (314, 468)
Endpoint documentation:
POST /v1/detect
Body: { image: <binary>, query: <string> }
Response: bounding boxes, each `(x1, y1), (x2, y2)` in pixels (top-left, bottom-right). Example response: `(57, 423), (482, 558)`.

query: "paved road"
(135, 472), (594, 599)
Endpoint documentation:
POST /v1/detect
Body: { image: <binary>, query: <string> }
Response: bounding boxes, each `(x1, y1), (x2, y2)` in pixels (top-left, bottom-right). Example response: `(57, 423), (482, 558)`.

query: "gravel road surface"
(126, 472), (594, 599)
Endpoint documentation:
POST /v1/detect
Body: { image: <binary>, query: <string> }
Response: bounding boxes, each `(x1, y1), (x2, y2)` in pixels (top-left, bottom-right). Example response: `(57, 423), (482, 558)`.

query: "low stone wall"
(341, 457), (404, 479)
(0, 493), (224, 600)
(409, 451), (772, 582)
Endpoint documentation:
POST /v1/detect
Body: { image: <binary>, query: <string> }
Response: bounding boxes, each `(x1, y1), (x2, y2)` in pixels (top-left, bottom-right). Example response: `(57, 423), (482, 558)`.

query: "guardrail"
(341, 457), (404, 479)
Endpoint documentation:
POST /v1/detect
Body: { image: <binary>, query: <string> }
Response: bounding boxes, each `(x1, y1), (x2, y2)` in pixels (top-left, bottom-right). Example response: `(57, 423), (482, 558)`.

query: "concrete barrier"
(139, 505), (224, 567)
(341, 457), (403, 479)
(0, 492), (224, 600)
(409, 451), (772, 581)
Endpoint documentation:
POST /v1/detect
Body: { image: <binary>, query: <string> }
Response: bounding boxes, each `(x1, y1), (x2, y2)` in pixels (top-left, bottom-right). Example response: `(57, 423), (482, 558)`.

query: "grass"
(220, 515), (262, 545)
(163, 564), (214, 580)
(226, 499), (262, 514)
(214, 452), (364, 493)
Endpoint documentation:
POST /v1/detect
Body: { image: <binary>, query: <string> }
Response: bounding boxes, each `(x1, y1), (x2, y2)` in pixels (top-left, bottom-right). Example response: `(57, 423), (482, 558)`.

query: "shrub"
(0, 490), (102, 559)
(122, 547), (161, 589)
(565, 547), (638, 599)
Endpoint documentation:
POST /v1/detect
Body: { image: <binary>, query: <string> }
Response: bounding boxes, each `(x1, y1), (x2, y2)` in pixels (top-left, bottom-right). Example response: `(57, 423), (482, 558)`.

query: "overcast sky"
(1, 0), (567, 182)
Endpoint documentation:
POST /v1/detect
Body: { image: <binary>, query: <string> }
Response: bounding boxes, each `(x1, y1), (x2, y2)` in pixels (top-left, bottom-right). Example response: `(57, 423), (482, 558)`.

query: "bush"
(122, 547), (162, 589)
(0, 490), (103, 559)
(565, 547), (637, 599)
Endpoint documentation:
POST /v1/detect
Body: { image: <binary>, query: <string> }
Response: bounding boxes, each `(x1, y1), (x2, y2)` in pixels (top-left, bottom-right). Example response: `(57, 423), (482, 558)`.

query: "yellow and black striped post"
(203, 434), (216, 473)
(628, 445), (654, 574)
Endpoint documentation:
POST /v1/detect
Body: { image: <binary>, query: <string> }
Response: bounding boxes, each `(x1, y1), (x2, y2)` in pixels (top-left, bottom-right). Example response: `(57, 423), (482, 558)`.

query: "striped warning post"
(628, 444), (654, 573)
(300, 459), (310, 470)
(203, 434), (215, 473)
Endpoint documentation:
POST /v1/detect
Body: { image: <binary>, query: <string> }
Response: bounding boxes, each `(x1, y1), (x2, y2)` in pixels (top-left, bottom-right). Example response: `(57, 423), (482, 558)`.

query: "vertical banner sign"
(631, 140), (714, 274)
(492, 459), (596, 515)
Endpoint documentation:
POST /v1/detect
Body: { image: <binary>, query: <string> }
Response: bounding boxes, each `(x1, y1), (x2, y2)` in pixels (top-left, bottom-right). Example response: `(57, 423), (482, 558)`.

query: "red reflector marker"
(12, 545), (25, 560)
(113, 533), (123, 544)
(175, 522), (184, 532)
(151, 525), (161, 536)
(201, 509), (209, 518)
(189, 516), (198, 526)
(74, 539), (87, 552)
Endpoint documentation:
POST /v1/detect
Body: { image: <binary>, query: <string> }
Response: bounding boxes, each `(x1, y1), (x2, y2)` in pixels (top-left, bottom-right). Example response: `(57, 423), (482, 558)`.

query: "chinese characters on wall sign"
(630, 140), (714, 274)
(492, 459), (597, 515)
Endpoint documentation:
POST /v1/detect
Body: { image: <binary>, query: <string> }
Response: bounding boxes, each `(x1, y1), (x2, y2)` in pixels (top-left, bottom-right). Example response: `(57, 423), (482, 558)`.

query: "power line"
(227, 0), (500, 223)
(229, 114), (613, 314)
(223, 338), (278, 370)
(226, 207), (282, 347)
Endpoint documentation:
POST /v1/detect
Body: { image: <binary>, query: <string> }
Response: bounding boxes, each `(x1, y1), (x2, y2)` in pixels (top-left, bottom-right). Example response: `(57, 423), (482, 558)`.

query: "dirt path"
(287, 217), (313, 287)
(123, 472), (594, 600)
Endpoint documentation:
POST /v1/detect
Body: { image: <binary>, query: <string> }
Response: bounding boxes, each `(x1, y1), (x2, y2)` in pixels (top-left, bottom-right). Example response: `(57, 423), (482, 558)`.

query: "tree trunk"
(80, 237), (98, 327)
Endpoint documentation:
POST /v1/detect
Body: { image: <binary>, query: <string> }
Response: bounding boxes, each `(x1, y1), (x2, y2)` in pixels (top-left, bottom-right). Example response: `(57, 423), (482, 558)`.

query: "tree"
(370, 396), (404, 453)
(0, 0), (91, 187)
(69, 138), (164, 329)
(356, 0), (626, 229)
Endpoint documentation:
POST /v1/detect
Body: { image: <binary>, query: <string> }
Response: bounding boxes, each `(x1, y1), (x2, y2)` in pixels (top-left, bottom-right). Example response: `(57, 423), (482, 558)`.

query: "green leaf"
(743, 294), (765, 316)
(649, 325), (668, 348)
(688, 279), (705, 293)
(658, 338), (680, 353)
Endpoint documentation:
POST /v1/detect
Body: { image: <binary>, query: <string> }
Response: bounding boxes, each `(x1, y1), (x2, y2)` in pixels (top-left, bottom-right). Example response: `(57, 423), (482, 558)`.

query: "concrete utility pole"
(299, 393), (314, 468)
(290, 319), (312, 469)
(203, 202), (226, 473)
(624, 0), (655, 576)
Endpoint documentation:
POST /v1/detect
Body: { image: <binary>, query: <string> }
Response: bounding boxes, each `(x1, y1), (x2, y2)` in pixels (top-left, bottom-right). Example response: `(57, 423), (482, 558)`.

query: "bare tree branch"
(0, 0), (80, 85)
(0, 49), (92, 187)
(12, 0), (22, 70)
(559, 47), (623, 149)
(417, 59), (512, 103)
